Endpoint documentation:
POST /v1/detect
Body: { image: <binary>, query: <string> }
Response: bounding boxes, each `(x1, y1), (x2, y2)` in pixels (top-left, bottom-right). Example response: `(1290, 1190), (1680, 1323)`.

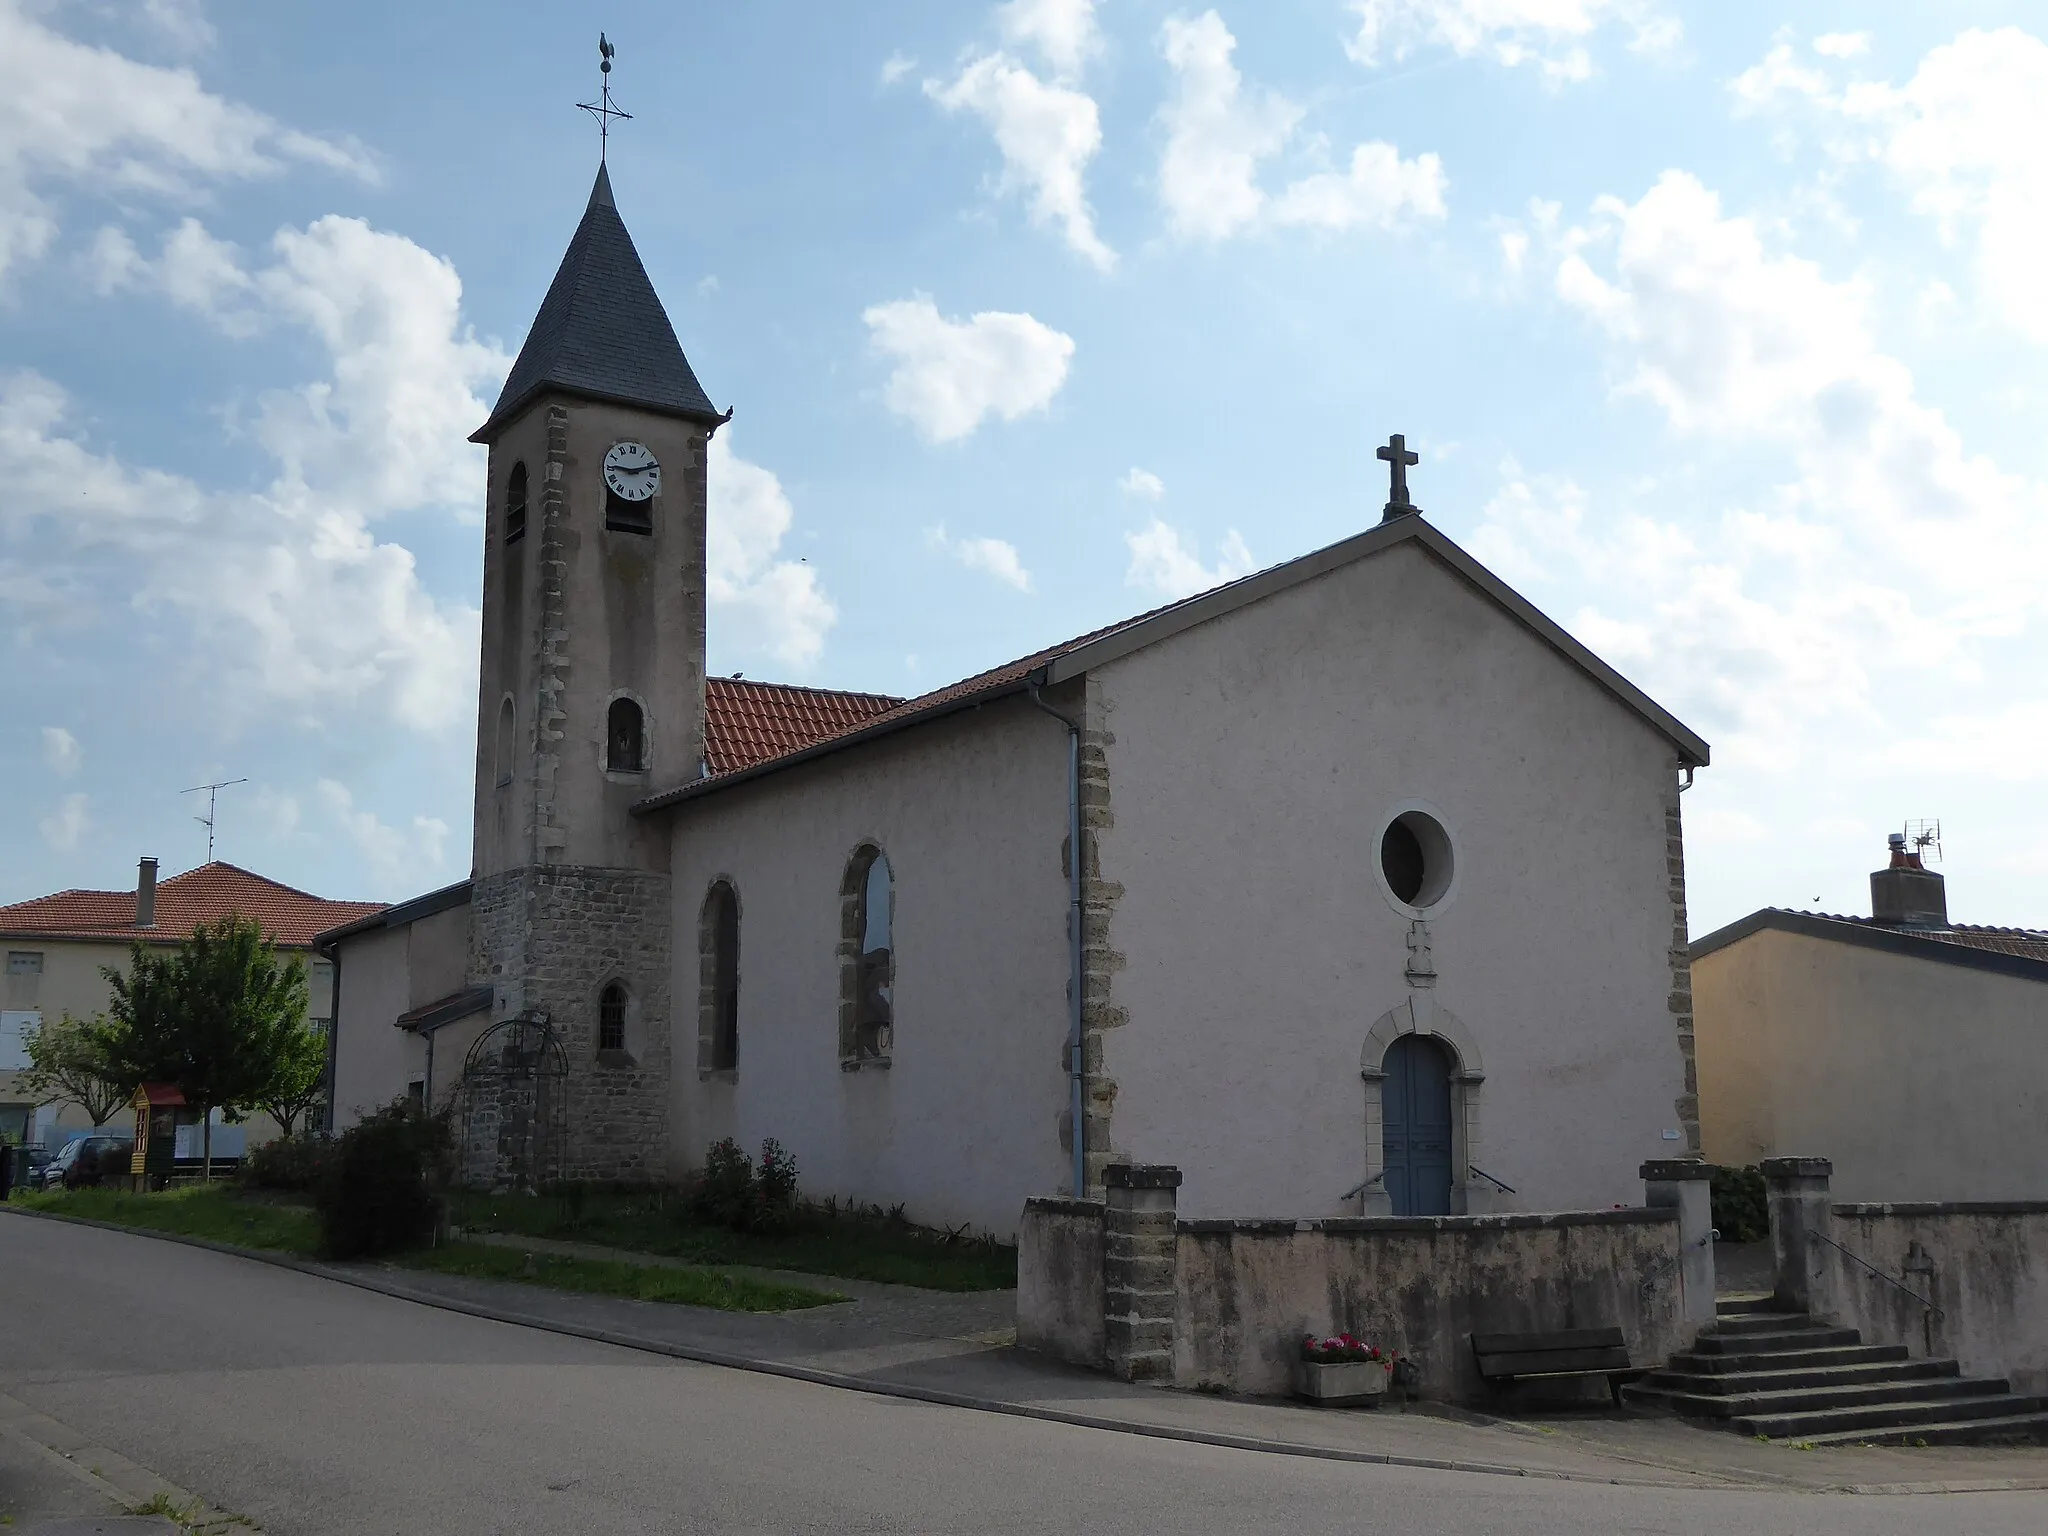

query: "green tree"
(17, 1011), (130, 1127)
(100, 915), (309, 1179)
(251, 1019), (328, 1139)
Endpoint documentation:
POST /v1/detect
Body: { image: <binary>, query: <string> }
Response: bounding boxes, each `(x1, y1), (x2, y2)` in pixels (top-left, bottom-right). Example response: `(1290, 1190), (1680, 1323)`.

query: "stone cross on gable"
(1405, 920), (1436, 987)
(1378, 433), (1420, 522)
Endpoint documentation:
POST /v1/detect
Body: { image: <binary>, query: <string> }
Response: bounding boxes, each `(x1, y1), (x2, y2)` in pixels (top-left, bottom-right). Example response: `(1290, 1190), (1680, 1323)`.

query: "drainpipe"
(317, 940), (341, 1135)
(1026, 676), (1087, 1200)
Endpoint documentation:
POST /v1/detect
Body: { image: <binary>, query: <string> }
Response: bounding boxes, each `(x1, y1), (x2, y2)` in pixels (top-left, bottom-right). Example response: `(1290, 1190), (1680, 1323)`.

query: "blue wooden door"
(1382, 1034), (1454, 1216)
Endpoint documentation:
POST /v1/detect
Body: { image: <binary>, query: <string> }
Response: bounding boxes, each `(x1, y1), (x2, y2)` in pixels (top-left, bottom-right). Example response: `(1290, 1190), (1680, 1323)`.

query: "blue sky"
(4, 0), (2047, 938)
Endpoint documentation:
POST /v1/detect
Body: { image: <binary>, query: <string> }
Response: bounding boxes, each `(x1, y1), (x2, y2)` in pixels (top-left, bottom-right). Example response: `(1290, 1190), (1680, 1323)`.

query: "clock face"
(603, 441), (661, 502)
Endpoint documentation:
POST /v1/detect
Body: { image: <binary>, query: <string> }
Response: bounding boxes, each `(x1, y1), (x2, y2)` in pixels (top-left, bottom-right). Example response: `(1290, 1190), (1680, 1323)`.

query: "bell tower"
(465, 160), (722, 1181)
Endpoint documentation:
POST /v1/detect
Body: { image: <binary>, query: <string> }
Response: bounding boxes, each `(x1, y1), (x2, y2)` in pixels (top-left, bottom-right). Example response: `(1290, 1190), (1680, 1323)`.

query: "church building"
(321, 162), (1712, 1237)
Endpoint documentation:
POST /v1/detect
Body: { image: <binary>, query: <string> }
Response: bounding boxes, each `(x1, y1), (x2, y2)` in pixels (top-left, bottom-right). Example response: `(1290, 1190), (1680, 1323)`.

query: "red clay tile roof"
(0, 863), (385, 949)
(702, 677), (903, 775)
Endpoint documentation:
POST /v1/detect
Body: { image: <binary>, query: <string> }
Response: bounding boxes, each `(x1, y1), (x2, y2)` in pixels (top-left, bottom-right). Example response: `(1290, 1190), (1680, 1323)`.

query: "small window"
(607, 697), (645, 773)
(7, 951), (43, 975)
(839, 847), (893, 1063)
(700, 881), (740, 1074)
(505, 461), (528, 544)
(598, 982), (627, 1054)
(1379, 808), (1455, 912)
(406, 1079), (425, 1112)
(605, 487), (653, 535)
(496, 697), (516, 786)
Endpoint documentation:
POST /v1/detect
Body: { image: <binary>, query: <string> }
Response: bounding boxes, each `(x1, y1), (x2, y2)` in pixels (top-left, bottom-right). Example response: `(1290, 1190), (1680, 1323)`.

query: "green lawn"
(18, 1185), (322, 1256)
(450, 1188), (1018, 1292)
(17, 1187), (839, 1311)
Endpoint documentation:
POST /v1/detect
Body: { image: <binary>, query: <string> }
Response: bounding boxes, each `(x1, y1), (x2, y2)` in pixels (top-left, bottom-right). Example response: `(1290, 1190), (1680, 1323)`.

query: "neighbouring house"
(0, 860), (383, 1148)
(1693, 834), (2048, 1202)
(321, 155), (1713, 1237)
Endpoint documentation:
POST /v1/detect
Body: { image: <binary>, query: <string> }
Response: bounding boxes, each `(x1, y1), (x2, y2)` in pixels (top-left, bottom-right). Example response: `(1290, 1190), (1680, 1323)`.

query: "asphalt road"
(2, 1216), (2042, 1536)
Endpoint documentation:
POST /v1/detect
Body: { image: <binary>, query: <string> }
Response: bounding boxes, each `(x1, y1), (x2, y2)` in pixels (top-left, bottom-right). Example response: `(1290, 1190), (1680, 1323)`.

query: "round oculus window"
(1378, 808), (1455, 912)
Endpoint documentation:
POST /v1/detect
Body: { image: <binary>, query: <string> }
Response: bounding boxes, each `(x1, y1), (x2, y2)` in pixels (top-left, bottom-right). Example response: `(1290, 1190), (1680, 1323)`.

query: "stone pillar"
(1102, 1163), (1180, 1382)
(1762, 1156), (1836, 1319)
(1641, 1158), (1717, 1332)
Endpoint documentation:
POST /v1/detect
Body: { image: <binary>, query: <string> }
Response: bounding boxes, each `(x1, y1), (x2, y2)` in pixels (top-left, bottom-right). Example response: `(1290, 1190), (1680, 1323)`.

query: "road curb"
(9, 1206), (2040, 1496)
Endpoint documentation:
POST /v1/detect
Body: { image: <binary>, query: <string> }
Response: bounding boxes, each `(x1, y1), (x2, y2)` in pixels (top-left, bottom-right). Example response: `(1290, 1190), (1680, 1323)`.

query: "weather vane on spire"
(577, 33), (632, 162)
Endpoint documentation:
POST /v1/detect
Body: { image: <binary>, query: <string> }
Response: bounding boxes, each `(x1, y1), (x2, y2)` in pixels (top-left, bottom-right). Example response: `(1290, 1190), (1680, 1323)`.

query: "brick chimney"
(136, 856), (159, 929)
(1870, 832), (1946, 929)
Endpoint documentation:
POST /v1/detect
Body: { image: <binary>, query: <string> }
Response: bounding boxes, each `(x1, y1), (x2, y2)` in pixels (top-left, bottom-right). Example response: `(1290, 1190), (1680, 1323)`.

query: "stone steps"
(1624, 1298), (2048, 1447)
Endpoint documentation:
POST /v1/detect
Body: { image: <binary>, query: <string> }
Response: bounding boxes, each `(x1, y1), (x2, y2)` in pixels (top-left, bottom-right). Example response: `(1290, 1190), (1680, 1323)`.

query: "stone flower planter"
(1295, 1359), (1390, 1407)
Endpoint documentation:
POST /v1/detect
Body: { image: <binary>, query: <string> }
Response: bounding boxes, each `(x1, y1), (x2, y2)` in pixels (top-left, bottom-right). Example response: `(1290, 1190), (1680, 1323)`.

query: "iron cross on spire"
(1377, 433), (1421, 522)
(577, 33), (633, 162)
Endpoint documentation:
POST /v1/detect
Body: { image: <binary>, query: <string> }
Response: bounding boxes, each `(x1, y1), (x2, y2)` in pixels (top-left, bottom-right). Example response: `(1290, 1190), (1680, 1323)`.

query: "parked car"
(22, 1145), (52, 1190)
(46, 1134), (131, 1189)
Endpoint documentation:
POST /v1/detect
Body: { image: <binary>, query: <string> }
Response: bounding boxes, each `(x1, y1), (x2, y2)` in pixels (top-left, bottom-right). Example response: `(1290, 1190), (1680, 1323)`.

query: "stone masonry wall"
(1666, 777), (1700, 1154)
(470, 862), (672, 1183)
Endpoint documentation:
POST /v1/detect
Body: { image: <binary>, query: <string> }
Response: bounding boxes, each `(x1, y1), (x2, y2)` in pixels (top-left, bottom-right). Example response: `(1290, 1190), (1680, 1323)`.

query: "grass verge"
(17, 1185), (321, 1255)
(450, 1188), (1018, 1291)
(16, 1188), (838, 1312)
(389, 1242), (840, 1310)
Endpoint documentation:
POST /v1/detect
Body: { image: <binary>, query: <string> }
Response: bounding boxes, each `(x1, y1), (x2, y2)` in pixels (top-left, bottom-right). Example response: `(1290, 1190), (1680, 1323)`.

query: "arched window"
(598, 982), (627, 1054)
(699, 880), (740, 1074)
(607, 697), (645, 773)
(505, 461), (528, 544)
(838, 846), (893, 1064)
(494, 697), (515, 786)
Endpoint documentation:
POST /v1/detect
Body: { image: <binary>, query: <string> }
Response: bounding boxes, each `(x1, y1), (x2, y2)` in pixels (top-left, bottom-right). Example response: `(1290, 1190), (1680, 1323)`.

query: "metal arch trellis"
(456, 1012), (570, 1191)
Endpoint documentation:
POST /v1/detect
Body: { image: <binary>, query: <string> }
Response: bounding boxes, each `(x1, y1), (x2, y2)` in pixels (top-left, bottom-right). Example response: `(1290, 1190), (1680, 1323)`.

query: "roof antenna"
(182, 778), (247, 864)
(577, 33), (632, 163)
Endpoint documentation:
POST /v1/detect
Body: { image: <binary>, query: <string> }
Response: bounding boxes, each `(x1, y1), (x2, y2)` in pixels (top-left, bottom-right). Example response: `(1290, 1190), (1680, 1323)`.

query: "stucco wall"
(1696, 929), (2048, 1201)
(1017, 1197), (1107, 1365)
(1825, 1203), (2048, 1396)
(1173, 1210), (1685, 1401)
(1090, 540), (1692, 1217)
(665, 695), (1071, 1237)
(330, 925), (423, 1127)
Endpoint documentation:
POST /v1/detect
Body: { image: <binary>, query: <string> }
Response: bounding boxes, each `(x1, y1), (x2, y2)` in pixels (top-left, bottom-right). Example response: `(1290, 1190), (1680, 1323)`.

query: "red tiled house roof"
(702, 677), (902, 775)
(0, 863), (385, 948)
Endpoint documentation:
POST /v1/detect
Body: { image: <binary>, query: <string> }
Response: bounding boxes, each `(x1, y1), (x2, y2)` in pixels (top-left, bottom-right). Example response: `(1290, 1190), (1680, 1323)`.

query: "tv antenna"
(1904, 818), (1942, 864)
(183, 778), (247, 862)
(577, 33), (632, 163)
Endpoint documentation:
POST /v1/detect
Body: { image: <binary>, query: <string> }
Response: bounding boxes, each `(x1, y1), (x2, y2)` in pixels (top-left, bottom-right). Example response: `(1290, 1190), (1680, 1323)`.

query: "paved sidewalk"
(10, 1207), (2048, 1495)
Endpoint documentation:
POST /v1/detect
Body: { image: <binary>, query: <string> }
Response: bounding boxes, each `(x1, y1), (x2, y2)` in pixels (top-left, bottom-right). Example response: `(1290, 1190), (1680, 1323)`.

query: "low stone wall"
(1017, 1162), (1703, 1404)
(1827, 1202), (2048, 1395)
(1175, 1210), (1685, 1401)
(1018, 1196), (1105, 1366)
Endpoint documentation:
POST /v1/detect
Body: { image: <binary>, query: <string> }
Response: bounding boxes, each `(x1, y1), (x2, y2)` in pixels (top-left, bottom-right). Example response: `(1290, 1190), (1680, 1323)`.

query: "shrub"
(244, 1134), (333, 1193)
(755, 1139), (799, 1234)
(685, 1137), (802, 1233)
(1709, 1164), (1770, 1244)
(313, 1100), (449, 1259)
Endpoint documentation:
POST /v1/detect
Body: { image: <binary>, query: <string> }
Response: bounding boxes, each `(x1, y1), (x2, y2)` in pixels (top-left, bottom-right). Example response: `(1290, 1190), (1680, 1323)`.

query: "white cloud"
(708, 433), (836, 667)
(317, 778), (446, 888)
(997, 0), (1102, 79)
(39, 792), (88, 851)
(41, 726), (79, 776)
(1484, 170), (2048, 792)
(879, 52), (917, 87)
(1733, 29), (2048, 346)
(1270, 140), (1448, 230)
(1157, 12), (1445, 241)
(863, 294), (1074, 442)
(926, 51), (1114, 269)
(0, 0), (371, 286)
(139, 0), (218, 53)
(1120, 467), (1166, 500)
(1813, 32), (1869, 60)
(929, 526), (1033, 590)
(1347, 0), (1678, 84)
(0, 208), (503, 732)
(1124, 517), (1255, 598)
(1157, 11), (1301, 240)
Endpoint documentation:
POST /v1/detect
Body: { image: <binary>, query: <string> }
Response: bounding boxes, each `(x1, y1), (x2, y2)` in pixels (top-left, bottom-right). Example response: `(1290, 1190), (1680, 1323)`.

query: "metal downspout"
(1026, 678), (1087, 1200)
(318, 941), (342, 1135)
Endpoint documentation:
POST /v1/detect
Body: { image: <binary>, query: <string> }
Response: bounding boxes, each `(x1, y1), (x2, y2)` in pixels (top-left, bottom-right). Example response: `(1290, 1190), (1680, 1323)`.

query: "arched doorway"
(1382, 1033), (1454, 1216)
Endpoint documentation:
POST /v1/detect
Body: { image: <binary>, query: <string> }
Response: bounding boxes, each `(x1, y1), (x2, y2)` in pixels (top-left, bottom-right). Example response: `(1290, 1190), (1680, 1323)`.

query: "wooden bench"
(1471, 1328), (1637, 1403)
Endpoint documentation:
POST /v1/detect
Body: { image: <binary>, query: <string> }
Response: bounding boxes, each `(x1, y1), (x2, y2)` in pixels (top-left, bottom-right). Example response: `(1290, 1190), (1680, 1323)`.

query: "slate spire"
(471, 164), (719, 442)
